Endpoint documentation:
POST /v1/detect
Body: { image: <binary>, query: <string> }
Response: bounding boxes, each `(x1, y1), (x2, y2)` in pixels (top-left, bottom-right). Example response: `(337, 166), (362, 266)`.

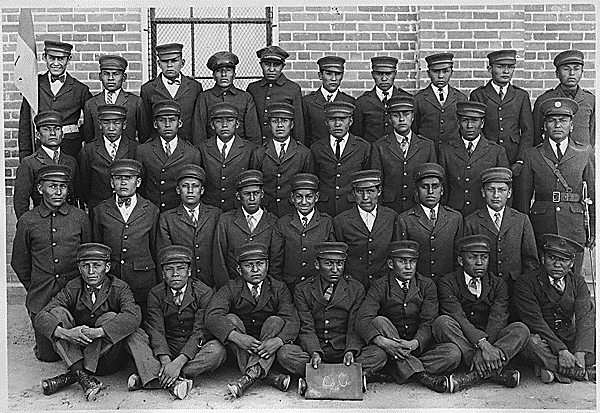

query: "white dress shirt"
(375, 86), (391, 102)
(431, 84), (449, 105)
(41, 145), (60, 160)
(161, 73), (181, 98)
(551, 138), (569, 159)
(217, 136), (235, 159)
(160, 136), (178, 156)
(358, 205), (378, 232)
(462, 136), (481, 153)
(275, 137), (291, 158)
(464, 272), (482, 298)
(171, 283), (188, 305)
(420, 204), (440, 220)
(104, 136), (121, 158)
(487, 205), (505, 230)
(320, 87), (339, 102)
(245, 208), (264, 232)
(298, 209), (315, 227)
(117, 193), (137, 222)
(49, 72), (65, 95)
(104, 88), (121, 104)
(330, 133), (349, 156)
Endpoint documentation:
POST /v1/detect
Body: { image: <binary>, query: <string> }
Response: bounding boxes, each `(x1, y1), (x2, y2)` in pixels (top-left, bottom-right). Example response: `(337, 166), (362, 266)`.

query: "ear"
(105, 262), (111, 272)
(290, 120), (294, 130)
(37, 183), (43, 195)
(480, 187), (486, 199)
(314, 260), (320, 271)
(318, 71), (324, 82)
(387, 258), (394, 271)
(457, 255), (464, 267)
(97, 72), (102, 81)
(122, 119), (127, 130)
(487, 65), (492, 75)
(181, 58), (186, 67)
(348, 116), (353, 127)
(153, 120), (158, 130)
(176, 185), (181, 195)
(177, 119), (183, 128)
(236, 265), (242, 276)
(122, 72), (128, 82)
(314, 191), (320, 203)
(507, 187), (512, 200)
(135, 177), (142, 188)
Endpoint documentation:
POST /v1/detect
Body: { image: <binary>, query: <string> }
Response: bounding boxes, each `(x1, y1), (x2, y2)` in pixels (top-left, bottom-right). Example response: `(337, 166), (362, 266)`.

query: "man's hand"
(228, 330), (261, 354)
(54, 325), (93, 346)
(256, 337), (283, 359)
(510, 162), (523, 178)
(159, 356), (187, 389)
(558, 349), (582, 377)
(311, 352), (322, 369)
(343, 351), (354, 366)
(476, 340), (506, 376)
(585, 235), (595, 249)
(81, 327), (105, 340)
(373, 336), (411, 360)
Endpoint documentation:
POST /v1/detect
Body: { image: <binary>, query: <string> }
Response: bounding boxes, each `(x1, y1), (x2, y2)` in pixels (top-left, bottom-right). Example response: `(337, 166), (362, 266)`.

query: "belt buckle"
(552, 191), (560, 203)
(554, 319), (563, 330)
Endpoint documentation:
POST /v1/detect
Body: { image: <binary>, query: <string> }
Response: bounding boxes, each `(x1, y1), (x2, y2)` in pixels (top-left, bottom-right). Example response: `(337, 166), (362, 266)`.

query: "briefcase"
(304, 363), (364, 400)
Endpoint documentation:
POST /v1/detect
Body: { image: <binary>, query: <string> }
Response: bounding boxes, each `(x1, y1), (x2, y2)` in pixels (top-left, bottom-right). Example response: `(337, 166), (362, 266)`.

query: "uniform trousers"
(432, 315), (529, 370)
(520, 333), (595, 373)
(30, 311), (61, 362)
(373, 316), (461, 383)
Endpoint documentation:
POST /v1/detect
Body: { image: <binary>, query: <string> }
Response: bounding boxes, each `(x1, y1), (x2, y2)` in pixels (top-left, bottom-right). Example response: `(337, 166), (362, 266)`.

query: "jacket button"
(368, 238), (373, 242)
(160, 180), (165, 184)
(249, 237), (253, 241)
(122, 248), (127, 252)
(54, 258), (59, 263)
(430, 236), (435, 240)
(222, 188), (226, 191)
(55, 274), (60, 278)
(52, 242), (57, 246)
(556, 207), (560, 212)
(124, 235), (128, 240)
(302, 233), (306, 237)
(465, 178), (470, 182)
(121, 260), (125, 264)
(161, 203), (165, 207)
(222, 176), (226, 180)
(467, 166), (471, 170)
(337, 163), (342, 167)
(302, 247), (307, 251)
(404, 303), (407, 307)
(302, 262), (306, 266)
(125, 225), (129, 229)
(325, 320), (329, 324)
(52, 228), (57, 232)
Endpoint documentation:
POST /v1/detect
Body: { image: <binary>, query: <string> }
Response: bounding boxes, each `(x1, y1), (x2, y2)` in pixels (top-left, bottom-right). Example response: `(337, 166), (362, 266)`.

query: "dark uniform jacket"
(302, 88), (356, 148)
(270, 210), (336, 288)
(157, 203), (222, 288)
(334, 205), (398, 289)
(250, 138), (314, 217)
(371, 132), (437, 213)
(205, 275), (299, 344)
(35, 274), (141, 346)
(135, 137), (202, 212)
(139, 74), (203, 145)
(294, 275), (365, 356)
(438, 269), (509, 345)
(212, 207), (278, 289)
(199, 136), (257, 212)
(470, 82), (534, 165)
(514, 139), (595, 246)
(533, 84), (595, 147)
(514, 267), (595, 355)
(92, 195), (160, 304)
(77, 136), (138, 212)
(413, 84), (467, 152)
(18, 72), (92, 159)
(356, 273), (438, 354)
(145, 279), (215, 360)
(13, 147), (80, 219)
(352, 86), (412, 143)
(194, 85), (262, 145)
(439, 136), (510, 216)
(11, 202), (91, 314)
(396, 204), (463, 283)
(83, 90), (143, 143)
(246, 74), (305, 144)
(311, 134), (371, 217)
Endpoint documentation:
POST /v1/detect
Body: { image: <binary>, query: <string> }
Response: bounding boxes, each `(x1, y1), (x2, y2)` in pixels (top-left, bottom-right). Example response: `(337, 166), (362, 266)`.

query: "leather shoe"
(127, 374), (143, 391)
(41, 370), (77, 395)
(448, 371), (481, 393)
(169, 378), (193, 400)
(227, 373), (257, 398)
(490, 369), (520, 388)
(297, 377), (307, 396)
(414, 371), (448, 393)
(539, 368), (555, 384)
(262, 369), (291, 392)
(75, 369), (103, 401)
(586, 366), (596, 383)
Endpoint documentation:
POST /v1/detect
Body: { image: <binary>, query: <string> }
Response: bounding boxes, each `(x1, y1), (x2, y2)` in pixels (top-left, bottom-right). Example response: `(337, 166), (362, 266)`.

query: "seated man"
(127, 245), (227, 399)
(278, 242), (387, 391)
(433, 235), (528, 392)
(355, 240), (460, 393)
(515, 234), (595, 384)
(35, 243), (142, 401)
(205, 243), (299, 399)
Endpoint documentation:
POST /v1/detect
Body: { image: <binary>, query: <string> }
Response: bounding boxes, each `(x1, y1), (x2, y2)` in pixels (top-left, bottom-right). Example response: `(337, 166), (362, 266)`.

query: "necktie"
(51, 74), (65, 83)
(400, 137), (408, 158)
(494, 212), (501, 231)
(173, 289), (183, 306)
(382, 91), (389, 106)
(335, 137), (342, 160)
(167, 77), (181, 85)
(52, 150), (60, 164)
(279, 143), (286, 162)
(555, 142), (563, 161)
(498, 86), (504, 101)
(468, 278), (479, 297)
(86, 285), (100, 303)
(251, 284), (260, 302)
(189, 209), (197, 227)
(221, 142), (227, 161)
(106, 91), (114, 104)
(164, 142), (171, 158)
(429, 208), (437, 228)
(552, 279), (564, 295)
(247, 215), (256, 232)
(467, 142), (474, 157)
(117, 196), (132, 208)
(438, 88), (445, 104)
(109, 142), (117, 160)
(326, 94), (333, 102)
(323, 284), (334, 302)
(401, 281), (409, 294)
(302, 216), (308, 228)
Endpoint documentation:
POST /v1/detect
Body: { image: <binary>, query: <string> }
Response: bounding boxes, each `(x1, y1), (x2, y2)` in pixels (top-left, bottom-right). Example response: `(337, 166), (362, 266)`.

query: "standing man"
(311, 101), (371, 217)
(246, 45), (304, 144)
(135, 100), (202, 212)
(83, 55), (142, 143)
(533, 50), (595, 147)
(302, 56), (355, 148)
(250, 102), (313, 217)
(515, 97), (595, 274)
(11, 164), (91, 362)
(195, 51), (261, 145)
(334, 170), (398, 290)
(371, 95), (437, 214)
(140, 43), (203, 144)
(413, 53), (467, 153)
(439, 101), (509, 217)
(396, 163), (463, 284)
(18, 40), (92, 160)
(352, 56), (412, 143)
(157, 165), (222, 288)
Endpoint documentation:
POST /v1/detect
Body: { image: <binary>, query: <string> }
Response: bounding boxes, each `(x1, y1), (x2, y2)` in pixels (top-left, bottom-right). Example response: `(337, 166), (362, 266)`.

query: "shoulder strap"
(540, 152), (571, 191)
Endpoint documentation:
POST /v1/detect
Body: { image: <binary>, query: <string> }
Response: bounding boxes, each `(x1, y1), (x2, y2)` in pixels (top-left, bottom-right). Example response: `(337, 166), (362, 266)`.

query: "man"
(18, 40), (92, 160)
(194, 51), (261, 145)
(413, 52), (467, 153)
(212, 170), (278, 289)
(199, 102), (257, 212)
(352, 56), (412, 143)
(278, 241), (388, 389)
(78, 104), (138, 222)
(302, 56), (356, 148)
(250, 102), (313, 217)
(311, 101), (371, 217)
(396, 163), (463, 284)
(371, 95), (437, 214)
(355, 240), (460, 392)
(270, 173), (335, 293)
(92, 159), (160, 317)
(515, 97), (595, 274)
(333, 170), (398, 290)
(140, 43), (203, 144)
(246, 45), (304, 144)
(34, 243), (142, 401)
(11, 164), (91, 362)
(470, 50), (534, 184)
(157, 165), (222, 288)
(464, 167), (539, 320)
(205, 243), (299, 399)
(14, 110), (80, 219)
(83, 55), (143, 143)
(135, 100), (202, 212)
(439, 101), (510, 217)
(515, 234), (595, 384)
(433, 235), (528, 393)
(126, 245), (227, 399)
(533, 50), (595, 147)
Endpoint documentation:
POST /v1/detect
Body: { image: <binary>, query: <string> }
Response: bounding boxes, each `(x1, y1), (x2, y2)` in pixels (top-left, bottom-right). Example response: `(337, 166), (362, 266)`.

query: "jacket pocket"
(133, 258), (156, 271)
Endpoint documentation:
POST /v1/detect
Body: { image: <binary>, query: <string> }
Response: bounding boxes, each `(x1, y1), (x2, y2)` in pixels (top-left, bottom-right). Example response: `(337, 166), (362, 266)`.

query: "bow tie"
(51, 74), (66, 83)
(166, 78), (181, 85)
(86, 285), (101, 294)
(117, 196), (132, 207)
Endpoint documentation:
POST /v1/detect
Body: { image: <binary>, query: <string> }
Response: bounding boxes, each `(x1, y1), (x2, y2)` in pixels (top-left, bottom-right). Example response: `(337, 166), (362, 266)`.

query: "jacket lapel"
(386, 134), (404, 161)
(254, 278), (272, 312)
(153, 76), (172, 100)
(176, 204), (196, 229)
(479, 209), (498, 236)
(234, 208), (251, 234)
(456, 270), (477, 302)
(127, 197), (147, 224)
(179, 281), (194, 312)
(340, 134), (357, 161)
(225, 136), (243, 164)
(114, 137), (132, 161)
(290, 211), (305, 233)
(34, 148), (53, 165)
(424, 86), (442, 110)
(498, 207), (515, 236)
(165, 139), (185, 167)
(95, 139), (113, 163)
(328, 277), (348, 307)
(91, 279), (111, 313)
(54, 74), (74, 99)
(38, 73), (52, 101)
(152, 139), (168, 164)
(443, 86), (459, 109)
(404, 276), (419, 302)
(311, 277), (329, 307)
(452, 140), (469, 163)
(560, 141), (577, 165)
(484, 82), (501, 105)
(252, 209), (272, 236)
(105, 198), (126, 223)
(281, 139), (298, 163)
(265, 139), (280, 164)
(468, 136), (489, 164)
(476, 273), (491, 304)
(349, 207), (370, 235)
(413, 205), (434, 232)
(432, 206), (449, 234)
(173, 76), (191, 100)
(405, 134), (421, 161)
(541, 140), (559, 164)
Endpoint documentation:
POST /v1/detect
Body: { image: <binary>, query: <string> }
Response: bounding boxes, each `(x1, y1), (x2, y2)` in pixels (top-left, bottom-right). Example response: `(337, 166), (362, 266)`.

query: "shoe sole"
(85, 386), (101, 402)
(448, 375), (456, 393)
(227, 383), (242, 398)
(297, 378), (306, 396)
(281, 375), (291, 392)
(512, 371), (520, 388)
(540, 369), (554, 384)
(127, 374), (142, 391)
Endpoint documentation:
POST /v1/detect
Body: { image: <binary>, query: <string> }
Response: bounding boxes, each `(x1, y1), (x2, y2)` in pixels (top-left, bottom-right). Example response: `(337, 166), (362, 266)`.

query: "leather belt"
(62, 124), (80, 134)
(537, 192), (581, 203)
(553, 319), (572, 331)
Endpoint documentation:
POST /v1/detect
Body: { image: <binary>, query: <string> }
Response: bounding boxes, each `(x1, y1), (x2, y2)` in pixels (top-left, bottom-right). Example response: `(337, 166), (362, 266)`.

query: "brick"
(292, 13), (318, 21)
(572, 4), (595, 11)
(115, 13), (140, 22)
(344, 13), (371, 21)
(533, 32), (559, 41)
(419, 11), (446, 19)
(304, 42), (331, 51)
(584, 32), (596, 41)
(546, 23), (572, 31)
(305, 6), (330, 11)
(548, 4), (569, 12)
(101, 23), (126, 31)
(500, 12), (524, 20)
(115, 33), (142, 42)
(371, 14), (396, 21)
(74, 24), (99, 32)
(473, 12), (499, 19)
(292, 33), (318, 41)
(346, 33), (371, 41)
(32, 14), (60, 22)
(486, 22), (513, 29)
(447, 31), (472, 40)
(60, 14), (86, 22)
(88, 34), (114, 42)
(331, 42), (358, 51)
(47, 24), (74, 32)
(570, 23), (595, 31)
(317, 13), (344, 21)
(358, 23), (384, 31)
(76, 43), (101, 51)
(358, 6), (383, 12)
(561, 13), (584, 21)
(305, 23), (331, 31)
(558, 33), (584, 41)
(433, 41), (450, 49)
(434, 21), (459, 30)
(384, 6), (411, 13)
(446, 12), (472, 19)
(46, 8), (74, 12)
(318, 33), (343, 41)
(532, 13), (557, 21)
(331, 23), (357, 30)
(62, 33), (88, 42)
(279, 23), (305, 31)
(372, 32), (396, 41)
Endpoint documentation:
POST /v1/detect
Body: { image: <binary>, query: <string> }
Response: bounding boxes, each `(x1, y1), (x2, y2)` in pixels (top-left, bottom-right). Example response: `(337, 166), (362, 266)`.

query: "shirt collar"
(486, 205), (505, 222)
(330, 133), (349, 145)
(320, 87), (339, 101)
(104, 88), (121, 100)
(548, 276), (565, 289)
(464, 271), (480, 287)
(161, 73), (181, 86)
(217, 136), (235, 150)
(244, 207), (264, 222)
(462, 135), (481, 150)
(185, 204), (200, 215)
(247, 281), (263, 294)
(115, 193), (137, 208)
(430, 83), (449, 96)
(273, 137), (291, 153)
(104, 136), (121, 149)
(41, 145), (59, 160)
(375, 86), (392, 101)
(160, 136), (178, 152)
(394, 130), (412, 143)
(551, 138), (569, 155)
(396, 278), (410, 288)
(171, 282), (188, 298)
(358, 204), (378, 218)
(38, 201), (70, 217)
(297, 209), (315, 224)
(420, 204), (439, 217)
(490, 82), (510, 95)
(211, 84), (237, 96)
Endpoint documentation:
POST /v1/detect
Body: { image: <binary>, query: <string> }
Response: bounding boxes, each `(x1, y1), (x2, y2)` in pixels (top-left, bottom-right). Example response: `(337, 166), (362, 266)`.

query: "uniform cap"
(350, 169), (382, 188)
(457, 235), (491, 253)
(413, 162), (445, 182)
(77, 243), (112, 262)
(540, 97), (579, 118)
(110, 159), (142, 176)
(158, 245), (192, 265)
(487, 50), (517, 65)
(210, 102), (239, 119)
(38, 164), (71, 183)
(256, 45), (289, 63)
(387, 96), (415, 112)
(315, 242), (348, 260)
(155, 43), (184, 60)
(553, 50), (584, 68)
(324, 101), (355, 118)
(317, 56), (345, 73)
(425, 53), (454, 70)
(97, 104), (127, 120)
(99, 54), (128, 71)
(153, 100), (182, 118)
(388, 240), (420, 258)
(456, 101), (487, 118)
(481, 167), (512, 184)
(207, 51), (239, 71)
(291, 173), (319, 191)
(266, 102), (295, 119)
(44, 40), (73, 57)
(371, 56), (398, 71)
(236, 243), (269, 262)
(177, 164), (206, 183)
(541, 233), (583, 259)
(235, 169), (263, 189)
(34, 110), (64, 128)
